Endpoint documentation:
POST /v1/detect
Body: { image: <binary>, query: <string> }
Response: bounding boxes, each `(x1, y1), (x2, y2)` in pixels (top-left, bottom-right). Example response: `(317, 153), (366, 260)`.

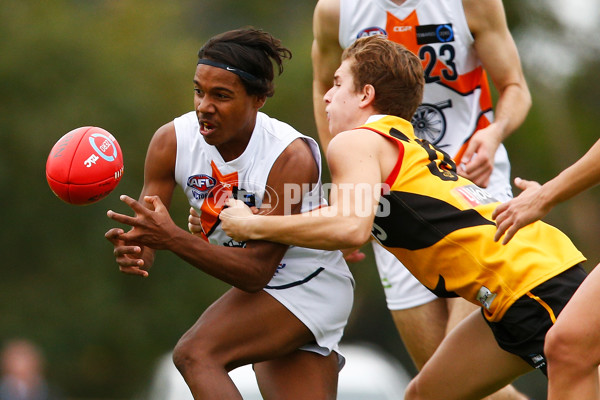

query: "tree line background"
(1, 1), (598, 398)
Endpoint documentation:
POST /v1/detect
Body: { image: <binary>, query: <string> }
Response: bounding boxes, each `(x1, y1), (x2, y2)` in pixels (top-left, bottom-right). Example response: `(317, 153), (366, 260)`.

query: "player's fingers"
(107, 209), (138, 226)
(116, 258), (144, 270)
(472, 161), (493, 187)
(491, 202), (508, 220)
(188, 212), (201, 225)
(494, 211), (517, 242)
(471, 174), (490, 188)
(187, 211), (202, 234)
(113, 244), (142, 258)
(466, 154), (491, 175)
(225, 198), (245, 208)
(514, 177), (540, 191)
(105, 228), (125, 242)
(344, 249), (366, 263)
(188, 222), (202, 235)
(493, 219), (509, 242)
(460, 141), (477, 165)
(190, 207), (200, 218)
(119, 194), (148, 214)
(501, 226), (519, 245)
(458, 168), (488, 188)
(119, 265), (149, 278)
(513, 177), (524, 189)
(144, 195), (165, 212)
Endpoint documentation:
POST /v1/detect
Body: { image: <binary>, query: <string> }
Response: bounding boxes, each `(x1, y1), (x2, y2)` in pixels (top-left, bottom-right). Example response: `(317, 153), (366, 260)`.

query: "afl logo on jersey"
(187, 174), (216, 192)
(356, 26), (387, 39)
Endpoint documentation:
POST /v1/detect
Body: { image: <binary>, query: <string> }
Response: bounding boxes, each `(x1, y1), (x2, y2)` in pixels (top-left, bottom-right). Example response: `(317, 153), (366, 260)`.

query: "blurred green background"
(1, 1), (598, 398)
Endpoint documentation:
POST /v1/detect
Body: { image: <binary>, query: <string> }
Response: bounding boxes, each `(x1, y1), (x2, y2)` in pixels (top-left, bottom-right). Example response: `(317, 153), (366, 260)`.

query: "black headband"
(197, 59), (259, 82)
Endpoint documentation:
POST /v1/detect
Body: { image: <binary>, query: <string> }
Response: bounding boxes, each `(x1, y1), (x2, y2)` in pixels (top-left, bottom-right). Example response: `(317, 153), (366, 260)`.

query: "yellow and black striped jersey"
(365, 115), (586, 322)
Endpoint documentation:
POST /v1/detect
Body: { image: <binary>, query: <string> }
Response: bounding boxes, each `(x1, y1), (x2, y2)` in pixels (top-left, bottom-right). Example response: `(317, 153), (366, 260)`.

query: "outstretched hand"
(107, 195), (179, 250)
(492, 177), (547, 244)
(219, 198), (256, 242)
(105, 195), (178, 277)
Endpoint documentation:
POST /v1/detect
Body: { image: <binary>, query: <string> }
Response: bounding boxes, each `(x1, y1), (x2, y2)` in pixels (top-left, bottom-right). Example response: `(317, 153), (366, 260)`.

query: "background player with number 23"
(311, 3), (531, 398)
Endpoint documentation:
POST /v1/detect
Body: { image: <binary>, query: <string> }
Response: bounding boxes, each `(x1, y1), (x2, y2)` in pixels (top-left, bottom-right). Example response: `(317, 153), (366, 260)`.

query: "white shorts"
(263, 249), (354, 368)
(375, 164), (513, 310)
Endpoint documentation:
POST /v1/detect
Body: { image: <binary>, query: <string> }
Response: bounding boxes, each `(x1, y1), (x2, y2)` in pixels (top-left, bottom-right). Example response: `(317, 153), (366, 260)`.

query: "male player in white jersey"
(105, 28), (354, 400)
(312, 1), (531, 396)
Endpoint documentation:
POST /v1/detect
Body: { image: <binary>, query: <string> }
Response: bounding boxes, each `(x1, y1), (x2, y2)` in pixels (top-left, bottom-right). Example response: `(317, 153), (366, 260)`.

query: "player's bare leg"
(445, 298), (529, 400)
(391, 298), (448, 370)
(254, 350), (339, 400)
(546, 264), (600, 400)
(172, 288), (334, 400)
(404, 310), (532, 400)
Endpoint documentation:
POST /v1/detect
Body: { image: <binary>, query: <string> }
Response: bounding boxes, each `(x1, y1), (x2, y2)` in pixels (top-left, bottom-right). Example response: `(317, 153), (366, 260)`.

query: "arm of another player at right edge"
(106, 122), (178, 277)
(493, 138), (600, 244)
(312, 0), (343, 154)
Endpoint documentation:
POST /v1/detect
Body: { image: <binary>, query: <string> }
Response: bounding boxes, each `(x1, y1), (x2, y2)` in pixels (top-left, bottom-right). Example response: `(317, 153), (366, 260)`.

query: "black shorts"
(484, 264), (587, 376)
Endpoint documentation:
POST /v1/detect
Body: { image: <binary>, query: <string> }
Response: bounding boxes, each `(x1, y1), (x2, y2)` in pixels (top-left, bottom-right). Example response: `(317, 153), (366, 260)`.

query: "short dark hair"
(198, 27), (292, 98)
(342, 36), (424, 120)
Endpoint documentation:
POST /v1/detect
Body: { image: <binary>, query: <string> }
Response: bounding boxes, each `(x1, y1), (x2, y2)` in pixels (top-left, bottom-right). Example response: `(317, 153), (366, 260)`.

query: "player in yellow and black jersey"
(366, 115), (584, 323)
(218, 36), (587, 399)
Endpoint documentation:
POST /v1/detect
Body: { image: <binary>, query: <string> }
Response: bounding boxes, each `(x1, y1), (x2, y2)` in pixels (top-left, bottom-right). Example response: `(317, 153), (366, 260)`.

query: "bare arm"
(107, 137), (318, 292)
(493, 139), (600, 244)
(312, 0), (343, 154)
(220, 130), (386, 250)
(459, 0), (531, 186)
(105, 122), (178, 277)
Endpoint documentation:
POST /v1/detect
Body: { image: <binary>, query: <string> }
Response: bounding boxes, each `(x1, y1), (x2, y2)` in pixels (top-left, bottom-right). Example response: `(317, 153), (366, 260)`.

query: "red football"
(46, 126), (124, 205)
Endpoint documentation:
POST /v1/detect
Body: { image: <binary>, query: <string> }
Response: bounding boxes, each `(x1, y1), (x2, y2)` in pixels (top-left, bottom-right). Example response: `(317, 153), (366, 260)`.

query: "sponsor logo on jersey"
(416, 24), (454, 44)
(452, 184), (497, 207)
(393, 25), (412, 33)
(356, 26), (387, 39)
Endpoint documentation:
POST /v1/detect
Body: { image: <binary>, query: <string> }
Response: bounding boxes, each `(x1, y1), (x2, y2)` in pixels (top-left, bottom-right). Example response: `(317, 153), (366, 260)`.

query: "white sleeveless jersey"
(173, 111), (354, 355)
(173, 110), (352, 275)
(339, 0), (511, 200)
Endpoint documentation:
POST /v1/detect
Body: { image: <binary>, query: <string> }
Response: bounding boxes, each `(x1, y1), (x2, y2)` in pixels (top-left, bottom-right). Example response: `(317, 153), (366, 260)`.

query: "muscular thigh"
(180, 288), (314, 370)
(391, 298), (448, 370)
(550, 263), (600, 348)
(255, 350), (339, 400)
(408, 311), (531, 400)
(445, 296), (480, 333)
